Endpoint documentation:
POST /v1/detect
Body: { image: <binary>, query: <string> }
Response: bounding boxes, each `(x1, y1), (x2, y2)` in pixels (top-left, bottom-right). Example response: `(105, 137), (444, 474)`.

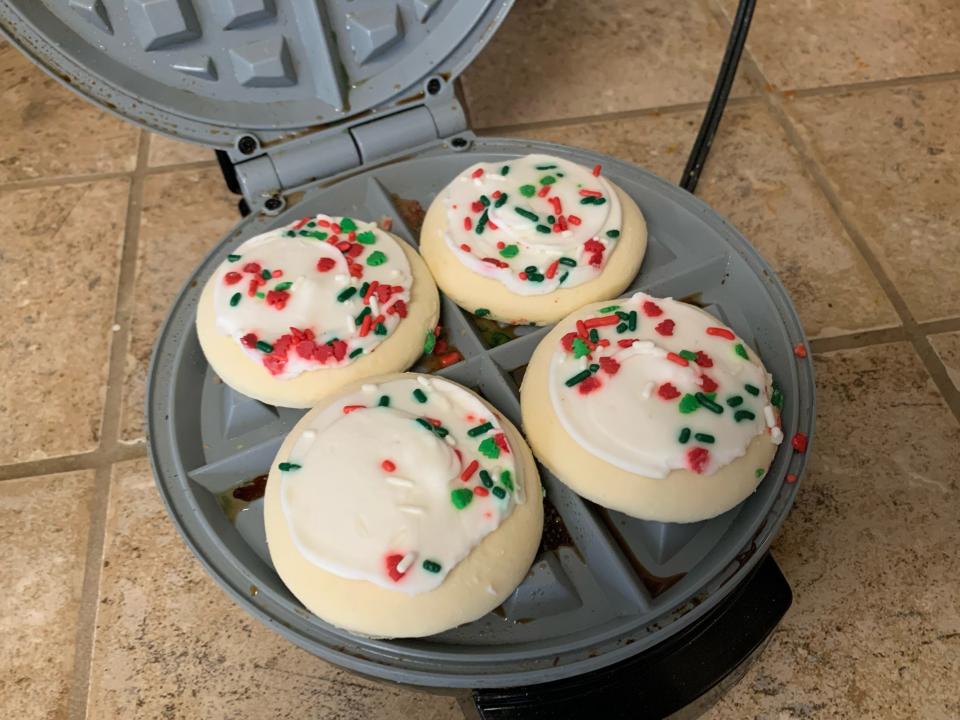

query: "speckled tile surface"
(930, 332), (960, 390)
(0, 179), (126, 463)
(462, 0), (753, 128)
(0, 45), (139, 182)
(705, 344), (960, 719)
(506, 105), (899, 338)
(119, 168), (238, 442)
(86, 460), (461, 720)
(0, 471), (95, 720)
(722, 0), (960, 90)
(788, 82), (960, 323)
(147, 134), (216, 168)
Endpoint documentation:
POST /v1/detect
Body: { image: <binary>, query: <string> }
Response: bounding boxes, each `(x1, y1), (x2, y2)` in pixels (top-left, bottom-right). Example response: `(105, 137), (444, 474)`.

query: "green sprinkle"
(494, 193), (508, 208)
(565, 369), (592, 386)
(355, 307), (372, 326)
(480, 195), (491, 207)
(274, 281), (292, 292)
(423, 330), (436, 354)
(435, 426), (449, 438)
(256, 292), (265, 299)
(694, 432), (715, 444)
(374, 323), (387, 335)
(678, 427), (691, 443)
(536, 224), (552, 234)
(735, 409), (756, 422)
(679, 394), (699, 414)
(378, 395), (390, 407)
(286, 231), (296, 237)
(277, 462), (301, 471)
(744, 383), (760, 396)
(256, 340), (273, 353)
(734, 343), (749, 360)
(258, 270), (271, 283)
(616, 323), (628, 333)
(227, 254), (241, 262)
(755, 468), (765, 478)
(422, 559), (442, 573)
(500, 244), (519, 258)
(358, 281), (370, 297)
(606, 229), (621, 238)
(451, 488), (473, 510)
(367, 251), (387, 266)
(229, 292), (241, 307)
(356, 231), (376, 244)
(514, 207), (539, 222)
(589, 328), (599, 343)
(307, 231), (328, 240)
(679, 350), (699, 362)
(540, 175), (556, 185)
(547, 215), (556, 224)
(415, 418), (433, 432)
(475, 308), (490, 317)
(600, 305), (620, 313)
(479, 470), (494, 488)
(727, 395), (744, 407)
(696, 392), (724, 413)
(572, 338), (591, 358)
(478, 437), (500, 459)
(581, 196), (607, 206)
(339, 217), (357, 232)
(500, 470), (514, 492)
(771, 386), (784, 408)
(535, 164), (557, 170)
(412, 388), (428, 403)
(558, 271), (569, 283)
(527, 273), (544, 282)
(468, 422), (494, 437)
(628, 311), (637, 332)
(500, 165), (510, 175)
(616, 311), (630, 321)
(307, 221), (316, 228)
(349, 347), (363, 358)
(336, 287), (357, 302)
(298, 230), (310, 236)
(558, 257), (577, 267)
(492, 486), (506, 499)
(519, 184), (536, 198)
(475, 209), (490, 235)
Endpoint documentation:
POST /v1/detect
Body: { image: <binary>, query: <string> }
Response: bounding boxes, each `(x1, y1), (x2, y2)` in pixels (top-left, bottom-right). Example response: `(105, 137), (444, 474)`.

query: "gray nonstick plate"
(146, 135), (814, 689)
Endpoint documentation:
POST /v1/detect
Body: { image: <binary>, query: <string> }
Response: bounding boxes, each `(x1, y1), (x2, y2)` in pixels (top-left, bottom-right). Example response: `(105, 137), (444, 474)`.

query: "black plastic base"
(468, 552), (791, 720)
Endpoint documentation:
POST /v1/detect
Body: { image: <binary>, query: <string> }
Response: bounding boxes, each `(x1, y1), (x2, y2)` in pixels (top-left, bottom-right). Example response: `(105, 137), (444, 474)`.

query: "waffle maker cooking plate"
(0, 1), (814, 715)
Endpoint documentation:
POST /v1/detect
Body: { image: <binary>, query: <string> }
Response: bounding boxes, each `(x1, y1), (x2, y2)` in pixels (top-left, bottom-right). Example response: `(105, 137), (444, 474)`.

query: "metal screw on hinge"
(237, 135), (258, 156)
(450, 136), (470, 151)
(426, 76), (443, 95)
(263, 195), (284, 215)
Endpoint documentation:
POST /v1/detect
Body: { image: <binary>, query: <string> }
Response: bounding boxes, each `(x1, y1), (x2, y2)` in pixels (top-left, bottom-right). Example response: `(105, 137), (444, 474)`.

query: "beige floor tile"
(0, 471), (96, 720)
(87, 459), (461, 719)
(147, 134), (216, 167)
(930, 331), (960, 391)
(722, 0), (960, 90)
(789, 82), (960, 323)
(506, 104), (899, 338)
(120, 168), (238, 442)
(0, 179), (127, 463)
(462, 0), (753, 128)
(706, 343), (960, 719)
(0, 45), (139, 183)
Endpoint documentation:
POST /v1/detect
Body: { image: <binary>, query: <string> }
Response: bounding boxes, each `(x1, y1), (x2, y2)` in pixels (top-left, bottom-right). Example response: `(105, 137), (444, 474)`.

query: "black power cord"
(680, 0), (757, 193)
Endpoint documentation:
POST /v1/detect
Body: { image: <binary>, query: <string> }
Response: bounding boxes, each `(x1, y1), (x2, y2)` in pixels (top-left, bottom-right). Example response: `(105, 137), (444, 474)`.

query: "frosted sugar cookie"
(264, 373), (543, 638)
(420, 154), (646, 325)
(520, 293), (784, 523)
(197, 214), (439, 408)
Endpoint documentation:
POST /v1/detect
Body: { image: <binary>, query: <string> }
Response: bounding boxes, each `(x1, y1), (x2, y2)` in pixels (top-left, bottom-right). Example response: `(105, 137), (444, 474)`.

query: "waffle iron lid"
(0, 0), (511, 146)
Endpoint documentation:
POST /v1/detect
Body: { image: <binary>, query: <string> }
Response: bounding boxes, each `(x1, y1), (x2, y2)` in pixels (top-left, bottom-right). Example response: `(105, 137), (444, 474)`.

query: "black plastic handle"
(469, 553), (791, 720)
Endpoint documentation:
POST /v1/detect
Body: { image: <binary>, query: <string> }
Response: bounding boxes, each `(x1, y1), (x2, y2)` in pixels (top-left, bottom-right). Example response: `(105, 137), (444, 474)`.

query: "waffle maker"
(0, 1), (814, 716)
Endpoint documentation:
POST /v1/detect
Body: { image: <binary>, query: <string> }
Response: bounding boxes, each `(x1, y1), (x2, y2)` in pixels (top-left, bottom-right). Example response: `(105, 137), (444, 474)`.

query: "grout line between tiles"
(0, 444), (147, 482)
(0, 159), (217, 194)
(702, 0), (960, 425)
(810, 327), (908, 354)
(783, 70), (960, 100)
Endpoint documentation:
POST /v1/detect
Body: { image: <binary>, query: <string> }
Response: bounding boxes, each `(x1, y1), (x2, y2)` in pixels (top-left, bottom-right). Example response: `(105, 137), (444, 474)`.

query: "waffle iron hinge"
(231, 90), (468, 213)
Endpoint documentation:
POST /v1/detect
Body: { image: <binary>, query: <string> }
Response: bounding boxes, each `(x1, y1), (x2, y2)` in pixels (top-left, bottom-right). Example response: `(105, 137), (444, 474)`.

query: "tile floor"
(2, 1), (959, 717)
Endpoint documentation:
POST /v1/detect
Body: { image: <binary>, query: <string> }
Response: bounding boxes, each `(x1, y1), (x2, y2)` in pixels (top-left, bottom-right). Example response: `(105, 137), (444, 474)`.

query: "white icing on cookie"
(547, 293), (782, 478)
(212, 215), (412, 379)
(277, 377), (522, 595)
(441, 154), (622, 296)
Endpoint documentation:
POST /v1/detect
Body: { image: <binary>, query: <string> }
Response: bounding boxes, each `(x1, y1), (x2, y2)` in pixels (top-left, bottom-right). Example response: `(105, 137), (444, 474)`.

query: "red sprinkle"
(460, 243), (472, 252)
(492, 190), (502, 199)
(599, 356), (620, 375)
(584, 315), (620, 328)
(791, 433), (808, 453)
(592, 164), (602, 177)
(342, 404), (365, 414)
(578, 375), (602, 395)
(272, 269), (283, 278)
(292, 217), (310, 230)
(657, 383), (681, 400)
(359, 313), (373, 337)
(381, 459), (396, 473)
(706, 326), (735, 340)
(471, 201), (484, 213)
(518, 271), (528, 280)
(617, 338), (638, 348)
(316, 257), (336, 272)
(561, 331), (578, 352)
(496, 241), (506, 250)
(687, 447), (710, 474)
(331, 223), (342, 234)
(567, 215), (582, 226)
(473, 486), (490, 497)
(549, 196), (562, 215)
(363, 281), (378, 304)
(786, 473), (798, 484)
(317, 219), (331, 228)
(666, 352), (689, 367)
(439, 351), (462, 368)
(537, 184), (551, 198)
(243, 262), (261, 274)
(385, 554), (406, 582)
(794, 343), (808, 358)
(295, 340), (315, 358)
(494, 432), (511, 453)
(578, 189), (602, 197)
(695, 351), (713, 368)
(471, 168), (484, 179)
(224, 271), (243, 285)
(460, 459), (479, 482)
(642, 301), (663, 317)
(487, 220), (498, 230)
(576, 319), (589, 338)
(240, 333), (258, 348)
(427, 417), (442, 427)
(463, 217), (472, 231)
(545, 259), (559, 279)
(698, 374), (718, 393)
(655, 319), (675, 336)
